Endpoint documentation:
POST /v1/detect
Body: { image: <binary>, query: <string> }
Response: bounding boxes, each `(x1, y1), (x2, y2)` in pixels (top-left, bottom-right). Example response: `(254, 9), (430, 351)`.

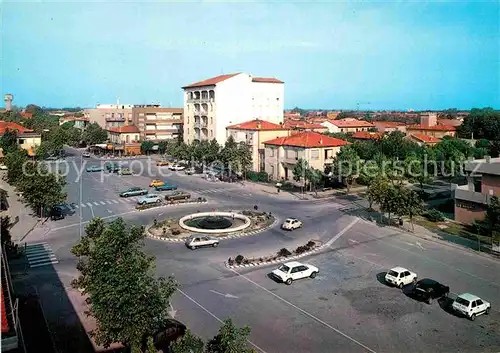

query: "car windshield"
(455, 297), (470, 307)
(278, 265), (290, 273)
(388, 270), (399, 277)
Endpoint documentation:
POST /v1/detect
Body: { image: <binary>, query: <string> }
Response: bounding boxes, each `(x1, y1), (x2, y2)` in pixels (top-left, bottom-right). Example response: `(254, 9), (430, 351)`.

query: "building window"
(269, 148), (274, 157)
(18, 139), (25, 144)
(210, 117), (213, 124)
(187, 128), (189, 134)
(187, 117), (189, 124)
(210, 130), (213, 137)
(139, 113), (145, 117)
(311, 149), (319, 159)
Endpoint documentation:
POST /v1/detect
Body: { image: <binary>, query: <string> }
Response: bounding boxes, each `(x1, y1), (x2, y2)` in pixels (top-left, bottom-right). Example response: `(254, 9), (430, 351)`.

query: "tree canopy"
(82, 122), (108, 145)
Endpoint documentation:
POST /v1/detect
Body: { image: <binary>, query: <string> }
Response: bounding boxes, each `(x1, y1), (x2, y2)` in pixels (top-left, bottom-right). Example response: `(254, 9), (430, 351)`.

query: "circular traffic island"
(147, 210), (276, 241)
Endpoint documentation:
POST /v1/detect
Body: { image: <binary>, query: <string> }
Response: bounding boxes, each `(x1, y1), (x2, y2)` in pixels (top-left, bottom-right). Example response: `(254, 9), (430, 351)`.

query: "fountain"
(179, 212), (252, 234)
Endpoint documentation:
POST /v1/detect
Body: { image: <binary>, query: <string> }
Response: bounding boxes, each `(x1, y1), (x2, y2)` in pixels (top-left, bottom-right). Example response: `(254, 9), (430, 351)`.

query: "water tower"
(4, 94), (13, 111)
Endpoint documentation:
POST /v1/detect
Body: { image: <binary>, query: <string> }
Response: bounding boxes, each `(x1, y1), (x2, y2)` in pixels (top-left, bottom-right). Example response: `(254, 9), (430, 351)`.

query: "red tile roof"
(182, 73), (241, 89)
(107, 125), (140, 134)
(328, 119), (374, 128)
(0, 120), (34, 135)
(264, 131), (349, 148)
(437, 119), (462, 127)
(20, 112), (33, 119)
(410, 133), (441, 144)
(283, 121), (326, 129)
(407, 124), (456, 131)
(372, 121), (406, 128)
(226, 119), (286, 131)
(252, 77), (284, 84)
(352, 131), (384, 140)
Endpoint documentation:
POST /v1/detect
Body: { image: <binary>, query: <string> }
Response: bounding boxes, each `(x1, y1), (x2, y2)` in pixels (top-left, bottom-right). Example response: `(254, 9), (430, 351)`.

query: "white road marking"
(228, 269), (377, 353)
(348, 239), (359, 244)
(99, 201), (106, 205)
(86, 202), (93, 207)
(89, 205), (95, 218)
(80, 203), (86, 208)
(177, 289), (268, 353)
(325, 218), (360, 248)
(93, 202), (99, 206)
(112, 200), (119, 204)
(73, 205), (79, 209)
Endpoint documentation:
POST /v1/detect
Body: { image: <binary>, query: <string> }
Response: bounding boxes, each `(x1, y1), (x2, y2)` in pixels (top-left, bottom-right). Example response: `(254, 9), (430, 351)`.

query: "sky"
(1, 0), (499, 110)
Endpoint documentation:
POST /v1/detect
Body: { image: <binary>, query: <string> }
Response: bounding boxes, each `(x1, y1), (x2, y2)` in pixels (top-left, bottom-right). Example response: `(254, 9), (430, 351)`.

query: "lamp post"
(78, 152), (83, 240)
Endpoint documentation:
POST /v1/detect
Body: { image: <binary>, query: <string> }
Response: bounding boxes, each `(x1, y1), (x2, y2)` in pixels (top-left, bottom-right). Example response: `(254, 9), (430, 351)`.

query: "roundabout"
(179, 211), (251, 234)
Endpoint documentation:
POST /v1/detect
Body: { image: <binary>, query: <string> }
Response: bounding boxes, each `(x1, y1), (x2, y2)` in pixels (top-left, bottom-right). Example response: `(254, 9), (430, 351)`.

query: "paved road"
(17, 148), (500, 353)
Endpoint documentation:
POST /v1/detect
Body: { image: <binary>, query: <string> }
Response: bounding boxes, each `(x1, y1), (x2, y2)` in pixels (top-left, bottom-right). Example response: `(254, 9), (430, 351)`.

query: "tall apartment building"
(182, 73), (284, 145)
(84, 103), (134, 129)
(132, 105), (183, 141)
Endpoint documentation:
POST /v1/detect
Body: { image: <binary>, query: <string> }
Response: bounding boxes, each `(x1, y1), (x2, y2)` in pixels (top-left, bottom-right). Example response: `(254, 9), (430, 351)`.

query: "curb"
(136, 200), (208, 212)
(225, 240), (326, 269)
(146, 216), (279, 243)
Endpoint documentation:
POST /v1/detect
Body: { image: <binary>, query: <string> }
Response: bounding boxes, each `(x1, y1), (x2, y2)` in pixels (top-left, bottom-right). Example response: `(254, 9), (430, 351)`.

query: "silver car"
(185, 235), (219, 250)
(137, 194), (162, 205)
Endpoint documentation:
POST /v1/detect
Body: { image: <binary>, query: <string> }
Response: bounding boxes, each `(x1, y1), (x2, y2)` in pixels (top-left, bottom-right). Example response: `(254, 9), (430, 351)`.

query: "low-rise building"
(406, 112), (456, 138)
(84, 103), (134, 129)
(352, 131), (384, 141)
(321, 118), (374, 133)
(283, 120), (328, 133)
(263, 131), (349, 181)
(132, 105), (183, 141)
(407, 133), (441, 146)
(372, 121), (407, 133)
(226, 119), (290, 172)
(107, 125), (140, 144)
(0, 121), (41, 156)
(454, 157), (500, 224)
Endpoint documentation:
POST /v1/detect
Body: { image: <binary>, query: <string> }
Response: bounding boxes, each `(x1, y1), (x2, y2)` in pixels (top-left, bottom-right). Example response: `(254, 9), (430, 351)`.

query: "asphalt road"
(21, 148), (500, 353)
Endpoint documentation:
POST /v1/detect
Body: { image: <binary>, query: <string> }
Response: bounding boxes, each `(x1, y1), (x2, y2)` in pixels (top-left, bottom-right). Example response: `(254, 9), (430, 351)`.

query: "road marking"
(112, 200), (119, 204)
(89, 205), (95, 218)
(80, 203), (86, 208)
(177, 289), (267, 353)
(50, 209), (148, 231)
(73, 205), (79, 209)
(86, 202), (93, 207)
(99, 201), (106, 205)
(325, 218), (360, 248)
(209, 289), (239, 299)
(93, 202), (100, 206)
(228, 269), (377, 353)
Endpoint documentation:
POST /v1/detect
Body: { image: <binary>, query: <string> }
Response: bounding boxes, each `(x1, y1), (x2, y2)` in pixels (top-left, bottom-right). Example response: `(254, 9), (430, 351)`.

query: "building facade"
(321, 118), (374, 133)
(406, 112), (456, 138)
(454, 157), (500, 224)
(59, 116), (89, 129)
(132, 105), (183, 141)
(226, 119), (291, 172)
(263, 131), (349, 181)
(182, 73), (284, 145)
(84, 104), (134, 129)
(0, 121), (41, 156)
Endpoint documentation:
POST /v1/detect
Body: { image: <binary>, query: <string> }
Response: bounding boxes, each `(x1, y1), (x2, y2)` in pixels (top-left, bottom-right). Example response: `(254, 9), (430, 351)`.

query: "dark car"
(410, 278), (450, 304)
(50, 204), (75, 221)
(140, 319), (186, 352)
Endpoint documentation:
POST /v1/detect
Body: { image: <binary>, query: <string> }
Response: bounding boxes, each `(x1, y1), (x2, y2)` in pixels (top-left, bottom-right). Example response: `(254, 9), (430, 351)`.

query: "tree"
(486, 196), (500, 237)
(398, 187), (424, 232)
(82, 122), (108, 145)
(220, 136), (240, 170)
(157, 140), (168, 155)
(206, 139), (221, 164)
(0, 129), (19, 154)
(141, 141), (155, 154)
(306, 168), (322, 194)
(4, 149), (28, 184)
(458, 108), (500, 141)
(331, 145), (361, 194)
(236, 142), (253, 175)
(292, 158), (309, 189)
(25, 104), (43, 116)
(404, 154), (433, 193)
(366, 176), (389, 210)
(205, 318), (254, 353)
(171, 329), (205, 353)
(18, 162), (67, 216)
(71, 218), (178, 349)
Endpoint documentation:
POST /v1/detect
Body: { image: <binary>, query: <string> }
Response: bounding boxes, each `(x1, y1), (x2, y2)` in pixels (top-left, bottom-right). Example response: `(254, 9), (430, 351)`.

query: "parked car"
(137, 194), (162, 205)
(185, 235), (219, 250)
(155, 184), (178, 192)
(165, 191), (191, 201)
(117, 168), (133, 175)
(281, 218), (303, 231)
(82, 151), (91, 158)
(385, 267), (418, 288)
(86, 165), (103, 172)
(169, 164), (185, 171)
(270, 261), (319, 285)
(0, 164), (7, 170)
(452, 293), (491, 320)
(410, 278), (450, 304)
(119, 187), (148, 197)
(156, 161), (170, 167)
(184, 168), (195, 175)
(150, 179), (165, 187)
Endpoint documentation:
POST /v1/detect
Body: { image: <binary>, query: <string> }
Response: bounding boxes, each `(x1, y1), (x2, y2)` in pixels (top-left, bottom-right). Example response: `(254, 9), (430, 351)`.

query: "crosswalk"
(24, 242), (58, 268)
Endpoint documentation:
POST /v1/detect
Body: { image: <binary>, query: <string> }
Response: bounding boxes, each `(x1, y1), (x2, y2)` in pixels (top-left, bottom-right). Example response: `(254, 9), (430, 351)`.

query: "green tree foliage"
(82, 122), (108, 145)
(0, 129), (19, 154)
(237, 142), (253, 174)
(141, 140), (155, 154)
(397, 187), (424, 231)
(404, 154), (433, 192)
(220, 136), (240, 168)
(458, 108), (500, 141)
(331, 145), (361, 194)
(4, 149), (28, 184)
(205, 318), (254, 353)
(171, 329), (205, 353)
(366, 176), (389, 210)
(24, 114), (59, 133)
(71, 218), (178, 349)
(486, 196), (500, 237)
(292, 158), (308, 184)
(379, 131), (420, 160)
(59, 122), (83, 146)
(24, 104), (44, 116)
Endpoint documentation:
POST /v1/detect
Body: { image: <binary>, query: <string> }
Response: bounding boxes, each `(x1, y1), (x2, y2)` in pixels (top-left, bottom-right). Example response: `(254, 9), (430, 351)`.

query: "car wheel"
(485, 307), (490, 315)
(212, 242), (219, 248)
(156, 199), (161, 203)
(398, 282), (403, 289)
(470, 313), (476, 321)
(427, 297), (433, 304)
(141, 202), (146, 205)
(191, 246), (196, 250)
(310, 272), (317, 279)
(285, 278), (293, 285)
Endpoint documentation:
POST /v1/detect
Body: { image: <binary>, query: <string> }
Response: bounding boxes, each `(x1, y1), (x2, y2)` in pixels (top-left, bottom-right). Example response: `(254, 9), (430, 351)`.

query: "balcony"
(194, 121), (208, 129)
(106, 117), (125, 122)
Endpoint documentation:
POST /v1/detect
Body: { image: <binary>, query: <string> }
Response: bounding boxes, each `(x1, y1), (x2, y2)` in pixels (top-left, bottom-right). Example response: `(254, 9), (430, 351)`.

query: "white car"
(385, 267), (418, 288)
(271, 261), (319, 285)
(137, 194), (162, 205)
(169, 164), (185, 171)
(281, 218), (303, 231)
(185, 235), (219, 250)
(82, 152), (91, 158)
(0, 164), (7, 170)
(452, 293), (491, 320)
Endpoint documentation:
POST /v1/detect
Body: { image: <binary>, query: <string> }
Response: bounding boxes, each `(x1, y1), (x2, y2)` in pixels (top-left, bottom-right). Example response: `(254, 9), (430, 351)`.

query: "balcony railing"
(106, 117), (125, 122)
(194, 122), (208, 129)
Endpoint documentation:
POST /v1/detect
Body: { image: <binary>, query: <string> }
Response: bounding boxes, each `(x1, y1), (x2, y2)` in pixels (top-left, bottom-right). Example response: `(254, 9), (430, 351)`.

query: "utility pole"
(78, 152), (83, 241)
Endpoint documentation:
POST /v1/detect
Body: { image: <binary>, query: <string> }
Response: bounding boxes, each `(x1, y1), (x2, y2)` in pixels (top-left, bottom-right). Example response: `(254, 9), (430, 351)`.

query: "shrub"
(295, 245), (309, 254)
(423, 209), (445, 222)
(235, 255), (244, 265)
(306, 240), (315, 248)
(278, 248), (291, 257)
(243, 259), (250, 264)
(171, 229), (181, 236)
(162, 227), (167, 235)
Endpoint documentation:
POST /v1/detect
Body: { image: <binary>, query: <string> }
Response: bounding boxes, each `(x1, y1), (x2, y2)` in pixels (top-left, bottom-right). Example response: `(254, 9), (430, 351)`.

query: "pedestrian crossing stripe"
(25, 242), (58, 268)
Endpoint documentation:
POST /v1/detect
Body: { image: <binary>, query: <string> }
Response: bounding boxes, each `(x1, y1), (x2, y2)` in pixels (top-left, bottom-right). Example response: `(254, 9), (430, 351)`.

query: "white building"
(182, 73), (284, 145)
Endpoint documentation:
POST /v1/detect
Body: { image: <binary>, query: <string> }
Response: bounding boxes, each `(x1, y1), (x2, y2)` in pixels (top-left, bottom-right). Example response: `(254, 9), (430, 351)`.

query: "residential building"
(283, 120), (328, 133)
(226, 119), (291, 172)
(59, 116), (89, 129)
(20, 112), (33, 120)
(0, 121), (41, 156)
(182, 73), (284, 145)
(407, 133), (441, 146)
(406, 112), (456, 138)
(107, 125), (140, 144)
(372, 121), (407, 133)
(437, 118), (463, 128)
(454, 157), (500, 224)
(321, 118), (374, 133)
(132, 105), (183, 141)
(352, 131), (384, 141)
(84, 103), (134, 129)
(263, 131), (349, 181)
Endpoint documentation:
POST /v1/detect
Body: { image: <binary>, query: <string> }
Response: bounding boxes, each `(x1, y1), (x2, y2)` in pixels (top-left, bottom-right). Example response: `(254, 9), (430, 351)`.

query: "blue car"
(155, 184), (178, 191)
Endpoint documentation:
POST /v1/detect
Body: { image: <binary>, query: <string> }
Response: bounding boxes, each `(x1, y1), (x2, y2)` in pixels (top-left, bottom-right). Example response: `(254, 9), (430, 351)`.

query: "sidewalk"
(0, 180), (42, 243)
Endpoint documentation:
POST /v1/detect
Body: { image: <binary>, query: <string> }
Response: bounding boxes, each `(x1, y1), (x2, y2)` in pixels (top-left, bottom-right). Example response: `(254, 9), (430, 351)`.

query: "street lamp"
(78, 152), (83, 240)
